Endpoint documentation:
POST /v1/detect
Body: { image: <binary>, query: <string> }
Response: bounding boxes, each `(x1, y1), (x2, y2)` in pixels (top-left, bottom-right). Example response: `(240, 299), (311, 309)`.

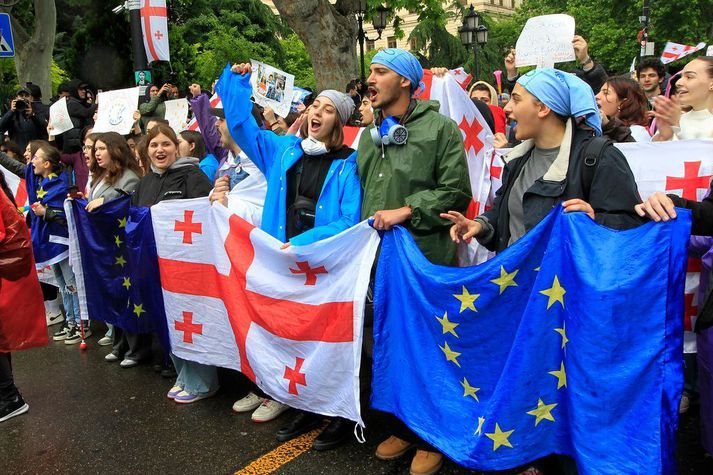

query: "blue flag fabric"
(372, 207), (690, 474)
(25, 165), (70, 268)
(66, 196), (169, 351)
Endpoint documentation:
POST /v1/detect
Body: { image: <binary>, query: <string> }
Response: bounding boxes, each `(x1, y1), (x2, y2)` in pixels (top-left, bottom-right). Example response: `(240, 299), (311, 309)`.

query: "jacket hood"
(151, 156), (200, 175)
(67, 79), (85, 101)
(469, 81), (498, 106)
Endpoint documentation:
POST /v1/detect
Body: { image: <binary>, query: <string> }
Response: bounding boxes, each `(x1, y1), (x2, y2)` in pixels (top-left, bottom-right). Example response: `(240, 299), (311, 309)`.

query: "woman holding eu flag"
(214, 62), (361, 449)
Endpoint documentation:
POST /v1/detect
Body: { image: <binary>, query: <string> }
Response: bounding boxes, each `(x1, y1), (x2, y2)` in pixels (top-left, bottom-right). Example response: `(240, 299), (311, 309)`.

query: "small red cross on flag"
(290, 261), (328, 286)
(284, 357), (307, 395)
(665, 161), (712, 200)
(154, 30), (164, 41)
(175, 311), (203, 343)
(174, 210), (202, 244)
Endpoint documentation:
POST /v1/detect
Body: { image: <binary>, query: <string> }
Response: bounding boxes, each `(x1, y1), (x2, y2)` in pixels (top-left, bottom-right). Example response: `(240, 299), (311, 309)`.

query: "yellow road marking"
(235, 425), (325, 475)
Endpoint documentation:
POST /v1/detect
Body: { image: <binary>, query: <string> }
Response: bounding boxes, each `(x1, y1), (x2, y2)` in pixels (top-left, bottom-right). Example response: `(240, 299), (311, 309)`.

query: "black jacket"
(507, 62), (609, 95)
(132, 157), (212, 207)
(0, 108), (48, 151)
(477, 119), (645, 253)
(62, 80), (97, 153)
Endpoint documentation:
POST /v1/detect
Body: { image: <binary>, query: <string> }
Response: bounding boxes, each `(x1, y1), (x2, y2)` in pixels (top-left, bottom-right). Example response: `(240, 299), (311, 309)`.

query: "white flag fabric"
(140, 0), (170, 63)
(151, 198), (380, 424)
(660, 41), (706, 65)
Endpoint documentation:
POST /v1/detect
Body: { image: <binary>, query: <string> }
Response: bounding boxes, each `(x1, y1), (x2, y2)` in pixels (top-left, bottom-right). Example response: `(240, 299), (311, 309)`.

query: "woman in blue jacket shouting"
(214, 63), (361, 448)
(214, 63), (361, 247)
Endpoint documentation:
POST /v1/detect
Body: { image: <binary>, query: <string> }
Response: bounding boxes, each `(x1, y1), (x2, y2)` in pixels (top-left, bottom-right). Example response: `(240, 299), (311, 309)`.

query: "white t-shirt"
(630, 124), (652, 142)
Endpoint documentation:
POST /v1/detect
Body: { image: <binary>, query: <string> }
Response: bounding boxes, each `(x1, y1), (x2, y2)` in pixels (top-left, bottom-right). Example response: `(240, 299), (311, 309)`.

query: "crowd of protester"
(2, 34), (713, 474)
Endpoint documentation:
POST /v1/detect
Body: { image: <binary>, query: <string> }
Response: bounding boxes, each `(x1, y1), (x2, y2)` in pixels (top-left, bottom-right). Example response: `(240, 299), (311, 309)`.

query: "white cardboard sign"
(164, 98), (189, 133)
(515, 14), (576, 69)
(93, 87), (140, 135)
(49, 97), (74, 135)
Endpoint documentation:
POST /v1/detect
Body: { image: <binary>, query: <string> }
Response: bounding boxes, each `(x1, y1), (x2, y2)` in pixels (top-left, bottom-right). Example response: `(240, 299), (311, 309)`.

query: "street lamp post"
(459, 5), (488, 80)
(356, 2), (389, 83)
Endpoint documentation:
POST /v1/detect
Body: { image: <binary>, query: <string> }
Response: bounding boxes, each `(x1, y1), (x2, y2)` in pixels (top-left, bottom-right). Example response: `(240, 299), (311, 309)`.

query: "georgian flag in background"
(140, 0), (170, 63)
(660, 41), (706, 65)
(187, 94), (222, 132)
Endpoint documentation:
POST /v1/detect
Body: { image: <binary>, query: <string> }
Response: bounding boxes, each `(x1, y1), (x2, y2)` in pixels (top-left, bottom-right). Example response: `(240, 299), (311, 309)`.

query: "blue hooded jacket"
(216, 65), (362, 246)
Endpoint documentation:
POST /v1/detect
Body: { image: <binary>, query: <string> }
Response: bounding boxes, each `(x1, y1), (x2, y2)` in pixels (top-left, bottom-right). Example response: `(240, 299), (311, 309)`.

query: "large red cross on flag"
(151, 198), (380, 424)
(140, 0), (170, 63)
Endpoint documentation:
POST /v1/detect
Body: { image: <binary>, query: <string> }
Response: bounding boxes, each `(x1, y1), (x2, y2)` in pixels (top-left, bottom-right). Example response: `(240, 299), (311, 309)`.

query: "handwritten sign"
(164, 98), (189, 133)
(93, 87), (140, 135)
(515, 14), (575, 69)
(49, 97), (74, 135)
(250, 59), (295, 118)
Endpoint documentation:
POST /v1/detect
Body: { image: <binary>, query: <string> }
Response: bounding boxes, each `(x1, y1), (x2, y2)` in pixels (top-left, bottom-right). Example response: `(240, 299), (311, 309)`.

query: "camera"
(15, 99), (29, 111)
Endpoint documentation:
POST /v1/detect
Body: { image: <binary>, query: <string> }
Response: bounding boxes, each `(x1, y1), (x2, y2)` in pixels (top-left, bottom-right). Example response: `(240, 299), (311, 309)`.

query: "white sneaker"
(119, 358), (139, 368)
(105, 353), (120, 362)
(251, 399), (288, 423)
(45, 297), (64, 326)
(680, 392), (690, 414)
(232, 391), (263, 413)
(97, 336), (113, 346)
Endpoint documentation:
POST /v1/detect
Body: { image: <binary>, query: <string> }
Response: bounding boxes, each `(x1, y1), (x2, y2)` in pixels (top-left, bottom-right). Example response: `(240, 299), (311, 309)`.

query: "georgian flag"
(140, 0), (170, 63)
(660, 41), (706, 65)
(151, 198), (380, 424)
(0, 165), (28, 209)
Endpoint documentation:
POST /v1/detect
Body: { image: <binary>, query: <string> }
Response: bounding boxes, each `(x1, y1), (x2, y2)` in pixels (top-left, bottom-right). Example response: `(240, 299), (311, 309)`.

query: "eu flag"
(372, 207), (690, 474)
(66, 196), (169, 351)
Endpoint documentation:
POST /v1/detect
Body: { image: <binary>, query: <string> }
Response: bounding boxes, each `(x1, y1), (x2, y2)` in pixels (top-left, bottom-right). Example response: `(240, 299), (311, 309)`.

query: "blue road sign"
(0, 13), (15, 58)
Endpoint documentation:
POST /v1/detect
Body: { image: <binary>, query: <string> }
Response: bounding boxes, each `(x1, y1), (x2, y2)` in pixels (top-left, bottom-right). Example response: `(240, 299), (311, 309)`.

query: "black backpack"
(580, 136), (614, 201)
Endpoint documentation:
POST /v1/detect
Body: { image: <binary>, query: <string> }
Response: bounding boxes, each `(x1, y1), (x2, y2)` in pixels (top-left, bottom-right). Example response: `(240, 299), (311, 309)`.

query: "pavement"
(2, 324), (713, 475)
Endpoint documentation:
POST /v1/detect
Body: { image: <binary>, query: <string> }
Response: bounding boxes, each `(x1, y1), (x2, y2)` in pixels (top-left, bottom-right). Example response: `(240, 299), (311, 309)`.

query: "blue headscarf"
(371, 48), (424, 93)
(517, 68), (602, 136)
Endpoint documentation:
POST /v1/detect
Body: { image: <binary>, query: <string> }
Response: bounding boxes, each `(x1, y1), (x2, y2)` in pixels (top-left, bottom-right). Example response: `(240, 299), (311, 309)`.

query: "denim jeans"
(172, 354), (219, 395)
(52, 258), (80, 326)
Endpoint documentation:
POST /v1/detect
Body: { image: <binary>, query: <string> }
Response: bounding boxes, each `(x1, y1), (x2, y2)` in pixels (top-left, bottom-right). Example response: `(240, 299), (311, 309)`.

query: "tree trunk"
(6, 0), (56, 101)
(272, 0), (358, 92)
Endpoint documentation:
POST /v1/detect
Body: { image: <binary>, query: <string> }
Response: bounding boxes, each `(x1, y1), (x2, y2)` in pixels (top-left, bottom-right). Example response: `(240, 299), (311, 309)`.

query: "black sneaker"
(52, 325), (72, 341)
(276, 411), (323, 442)
(312, 417), (353, 451)
(0, 396), (29, 423)
(64, 326), (82, 345)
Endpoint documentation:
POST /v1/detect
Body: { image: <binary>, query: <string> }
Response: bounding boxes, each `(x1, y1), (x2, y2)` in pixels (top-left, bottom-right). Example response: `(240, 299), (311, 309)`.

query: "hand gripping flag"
(140, 0), (170, 63)
(152, 198), (380, 424)
(372, 206), (690, 474)
(66, 196), (170, 349)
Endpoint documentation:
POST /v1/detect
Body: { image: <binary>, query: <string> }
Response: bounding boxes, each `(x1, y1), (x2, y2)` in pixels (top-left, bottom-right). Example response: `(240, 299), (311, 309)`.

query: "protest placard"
(250, 59), (295, 117)
(49, 97), (74, 135)
(93, 87), (140, 135)
(515, 14), (575, 68)
(164, 98), (189, 133)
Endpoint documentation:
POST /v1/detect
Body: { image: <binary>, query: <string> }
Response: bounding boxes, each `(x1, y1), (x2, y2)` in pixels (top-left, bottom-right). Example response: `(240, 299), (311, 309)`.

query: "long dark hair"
(0, 169), (17, 208)
(179, 130), (206, 159)
(605, 77), (649, 127)
(90, 132), (143, 186)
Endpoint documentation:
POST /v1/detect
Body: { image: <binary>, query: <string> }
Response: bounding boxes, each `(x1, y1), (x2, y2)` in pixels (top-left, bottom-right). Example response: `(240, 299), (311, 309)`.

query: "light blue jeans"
(52, 258), (80, 326)
(171, 354), (219, 395)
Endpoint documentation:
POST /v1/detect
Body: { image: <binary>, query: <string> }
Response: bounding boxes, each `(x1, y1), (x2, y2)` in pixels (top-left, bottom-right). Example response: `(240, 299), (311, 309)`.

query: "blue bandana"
(517, 68), (602, 136)
(371, 48), (424, 93)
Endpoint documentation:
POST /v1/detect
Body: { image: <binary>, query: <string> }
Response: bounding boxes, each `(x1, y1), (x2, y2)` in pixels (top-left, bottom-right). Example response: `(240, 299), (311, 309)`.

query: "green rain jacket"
(358, 99), (472, 265)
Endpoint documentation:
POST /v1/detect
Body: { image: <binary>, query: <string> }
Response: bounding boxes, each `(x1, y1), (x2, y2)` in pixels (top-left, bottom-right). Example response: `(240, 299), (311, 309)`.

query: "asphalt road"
(2, 324), (712, 475)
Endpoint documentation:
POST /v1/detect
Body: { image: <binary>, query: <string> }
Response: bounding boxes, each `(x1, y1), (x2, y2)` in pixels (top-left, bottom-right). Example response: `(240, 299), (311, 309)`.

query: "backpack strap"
(580, 136), (614, 201)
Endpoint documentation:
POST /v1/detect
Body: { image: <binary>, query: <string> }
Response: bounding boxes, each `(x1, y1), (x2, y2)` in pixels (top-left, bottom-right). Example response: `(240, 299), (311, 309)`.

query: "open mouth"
(368, 87), (378, 102)
(309, 118), (322, 134)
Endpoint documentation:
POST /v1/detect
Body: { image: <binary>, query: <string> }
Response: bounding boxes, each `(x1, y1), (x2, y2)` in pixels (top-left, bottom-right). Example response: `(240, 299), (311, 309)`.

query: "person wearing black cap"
(61, 80), (97, 155)
(25, 82), (50, 123)
(0, 88), (48, 152)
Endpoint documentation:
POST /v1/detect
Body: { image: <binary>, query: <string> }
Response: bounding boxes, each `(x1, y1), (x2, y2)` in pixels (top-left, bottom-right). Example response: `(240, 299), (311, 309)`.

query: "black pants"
(112, 328), (152, 362)
(0, 352), (19, 402)
(40, 282), (57, 301)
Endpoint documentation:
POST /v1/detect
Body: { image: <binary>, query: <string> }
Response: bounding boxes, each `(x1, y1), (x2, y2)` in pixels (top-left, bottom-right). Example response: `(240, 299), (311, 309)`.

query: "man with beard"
(357, 48), (471, 475)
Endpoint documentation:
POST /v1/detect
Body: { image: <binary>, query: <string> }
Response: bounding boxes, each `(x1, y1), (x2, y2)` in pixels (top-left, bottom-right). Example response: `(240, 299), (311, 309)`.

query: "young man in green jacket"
(358, 48), (471, 475)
